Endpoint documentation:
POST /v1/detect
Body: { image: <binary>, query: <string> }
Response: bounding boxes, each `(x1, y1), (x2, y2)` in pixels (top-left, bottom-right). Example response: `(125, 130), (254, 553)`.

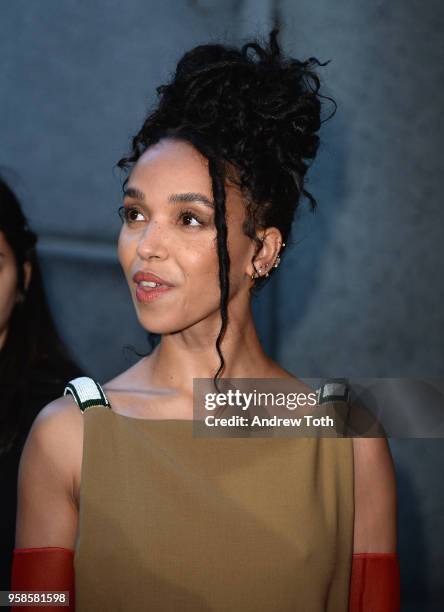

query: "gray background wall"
(1, 1), (443, 609)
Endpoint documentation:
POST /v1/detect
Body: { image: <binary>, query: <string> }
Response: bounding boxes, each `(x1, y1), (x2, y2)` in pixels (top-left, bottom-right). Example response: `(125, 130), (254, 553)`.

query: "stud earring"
(273, 242), (286, 269)
(251, 266), (263, 280)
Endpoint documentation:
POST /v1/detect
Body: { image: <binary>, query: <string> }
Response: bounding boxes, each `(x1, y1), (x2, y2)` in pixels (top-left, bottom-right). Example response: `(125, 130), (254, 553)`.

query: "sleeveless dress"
(64, 377), (355, 612)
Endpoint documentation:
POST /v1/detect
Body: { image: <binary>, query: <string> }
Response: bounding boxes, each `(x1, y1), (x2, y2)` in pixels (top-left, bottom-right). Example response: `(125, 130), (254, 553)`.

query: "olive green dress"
(71, 395), (355, 611)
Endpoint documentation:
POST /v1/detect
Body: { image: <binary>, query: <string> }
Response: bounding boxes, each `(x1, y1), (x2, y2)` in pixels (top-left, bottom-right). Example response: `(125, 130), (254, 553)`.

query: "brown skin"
(15, 138), (397, 558)
(0, 230), (32, 350)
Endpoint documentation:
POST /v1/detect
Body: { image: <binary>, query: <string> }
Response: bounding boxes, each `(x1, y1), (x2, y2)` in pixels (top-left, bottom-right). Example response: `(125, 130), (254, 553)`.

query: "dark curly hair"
(117, 27), (336, 389)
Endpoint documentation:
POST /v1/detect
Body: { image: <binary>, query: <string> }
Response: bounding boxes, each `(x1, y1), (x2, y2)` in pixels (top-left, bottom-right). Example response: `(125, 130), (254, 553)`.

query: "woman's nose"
(136, 222), (168, 261)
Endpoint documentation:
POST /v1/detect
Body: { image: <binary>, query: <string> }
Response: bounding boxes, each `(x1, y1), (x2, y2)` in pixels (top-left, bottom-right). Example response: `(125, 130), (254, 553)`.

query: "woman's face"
(0, 231), (19, 347)
(117, 138), (255, 335)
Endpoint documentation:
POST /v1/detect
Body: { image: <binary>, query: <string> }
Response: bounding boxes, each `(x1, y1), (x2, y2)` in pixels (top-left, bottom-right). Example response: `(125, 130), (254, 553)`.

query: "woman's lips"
(135, 283), (173, 303)
(133, 270), (173, 286)
(132, 270), (175, 303)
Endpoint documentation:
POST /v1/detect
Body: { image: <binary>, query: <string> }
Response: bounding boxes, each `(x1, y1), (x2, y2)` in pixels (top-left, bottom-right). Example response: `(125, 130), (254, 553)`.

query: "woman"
(0, 176), (83, 590)
(12, 30), (400, 611)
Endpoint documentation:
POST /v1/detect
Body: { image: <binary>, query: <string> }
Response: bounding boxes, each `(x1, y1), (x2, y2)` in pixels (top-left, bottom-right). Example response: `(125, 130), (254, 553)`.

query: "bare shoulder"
(29, 394), (84, 447)
(352, 436), (398, 552)
(21, 395), (84, 504)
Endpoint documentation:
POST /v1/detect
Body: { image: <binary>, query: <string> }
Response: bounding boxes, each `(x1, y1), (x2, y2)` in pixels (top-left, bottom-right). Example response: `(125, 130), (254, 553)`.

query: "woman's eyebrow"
(168, 192), (214, 209)
(123, 187), (145, 201)
(123, 187), (214, 209)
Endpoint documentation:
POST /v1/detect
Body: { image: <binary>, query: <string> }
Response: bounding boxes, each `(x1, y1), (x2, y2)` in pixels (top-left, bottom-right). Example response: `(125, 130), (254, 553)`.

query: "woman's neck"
(144, 311), (275, 395)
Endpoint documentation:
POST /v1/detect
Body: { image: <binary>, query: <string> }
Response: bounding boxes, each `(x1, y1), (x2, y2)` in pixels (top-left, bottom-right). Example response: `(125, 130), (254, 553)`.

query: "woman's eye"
(118, 206), (145, 224)
(118, 206), (204, 228)
(180, 210), (203, 227)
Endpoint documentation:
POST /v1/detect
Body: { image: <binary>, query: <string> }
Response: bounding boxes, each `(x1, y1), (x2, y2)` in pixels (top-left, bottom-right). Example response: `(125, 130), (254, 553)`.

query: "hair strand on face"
(208, 156), (230, 395)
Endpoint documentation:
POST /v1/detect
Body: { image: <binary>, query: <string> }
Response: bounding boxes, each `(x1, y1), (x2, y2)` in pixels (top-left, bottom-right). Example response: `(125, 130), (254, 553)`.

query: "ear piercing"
(250, 243), (286, 280)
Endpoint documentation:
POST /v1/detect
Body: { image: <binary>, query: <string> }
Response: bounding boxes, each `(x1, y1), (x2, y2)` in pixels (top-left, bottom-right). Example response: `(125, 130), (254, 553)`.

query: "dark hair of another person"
(0, 177), (81, 455)
(117, 27), (336, 389)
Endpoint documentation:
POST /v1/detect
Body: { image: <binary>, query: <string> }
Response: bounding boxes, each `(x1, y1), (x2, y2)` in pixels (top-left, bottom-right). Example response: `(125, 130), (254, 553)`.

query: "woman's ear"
(249, 227), (283, 279)
(23, 260), (32, 292)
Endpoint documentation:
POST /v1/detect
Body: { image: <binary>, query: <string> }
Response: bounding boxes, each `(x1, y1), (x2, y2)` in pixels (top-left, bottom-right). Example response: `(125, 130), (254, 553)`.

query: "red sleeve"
(348, 552), (400, 612)
(10, 547), (75, 611)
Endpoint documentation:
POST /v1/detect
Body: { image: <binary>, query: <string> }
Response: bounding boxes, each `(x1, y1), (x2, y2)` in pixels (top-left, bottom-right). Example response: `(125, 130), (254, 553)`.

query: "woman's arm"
(349, 437), (400, 611)
(11, 398), (82, 610)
